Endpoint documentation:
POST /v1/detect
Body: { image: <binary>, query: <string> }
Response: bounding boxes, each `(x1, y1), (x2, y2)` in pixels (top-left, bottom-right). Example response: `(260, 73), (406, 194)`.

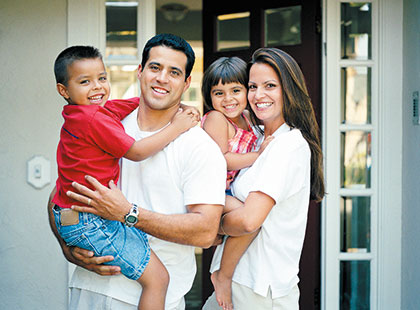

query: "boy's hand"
(179, 103), (200, 119)
(170, 107), (199, 133)
(258, 135), (274, 155)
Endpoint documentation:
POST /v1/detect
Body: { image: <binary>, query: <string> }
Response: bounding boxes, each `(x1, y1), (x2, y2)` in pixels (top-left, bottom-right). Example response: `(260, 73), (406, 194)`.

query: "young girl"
(201, 57), (273, 310)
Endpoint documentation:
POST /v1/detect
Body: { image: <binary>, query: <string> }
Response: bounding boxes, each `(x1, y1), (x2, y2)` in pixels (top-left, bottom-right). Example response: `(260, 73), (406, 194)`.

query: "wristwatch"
(124, 203), (139, 227)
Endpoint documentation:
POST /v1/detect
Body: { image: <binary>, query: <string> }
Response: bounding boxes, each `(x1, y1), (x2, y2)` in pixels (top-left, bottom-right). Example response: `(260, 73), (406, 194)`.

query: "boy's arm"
(105, 98), (139, 120)
(124, 108), (198, 161)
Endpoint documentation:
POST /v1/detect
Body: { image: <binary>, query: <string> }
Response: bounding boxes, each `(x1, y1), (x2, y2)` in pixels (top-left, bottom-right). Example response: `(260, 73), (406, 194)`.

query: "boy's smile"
(57, 58), (110, 107)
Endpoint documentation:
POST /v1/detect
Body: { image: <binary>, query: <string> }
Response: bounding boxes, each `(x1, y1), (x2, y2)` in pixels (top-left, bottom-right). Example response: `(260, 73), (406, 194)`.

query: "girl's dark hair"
(54, 45), (102, 86)
(248, 48), (325, 202)
(201, 57), (248, 111)
(141, 33), (195, 81)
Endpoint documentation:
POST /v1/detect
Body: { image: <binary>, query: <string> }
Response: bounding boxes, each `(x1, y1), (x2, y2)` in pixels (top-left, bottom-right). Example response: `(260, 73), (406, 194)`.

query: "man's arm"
(47, 187), (121, 275)
(68, 176), (223, 248)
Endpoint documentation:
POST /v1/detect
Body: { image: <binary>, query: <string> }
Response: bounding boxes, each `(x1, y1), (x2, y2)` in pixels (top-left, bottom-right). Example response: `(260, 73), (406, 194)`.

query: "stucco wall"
(402, 0), (420, 308)
(0, 0), (68, 308)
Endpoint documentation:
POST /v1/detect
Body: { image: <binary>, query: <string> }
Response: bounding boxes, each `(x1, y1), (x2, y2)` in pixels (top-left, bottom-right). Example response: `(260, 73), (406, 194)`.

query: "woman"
(203, 47), (325, 310)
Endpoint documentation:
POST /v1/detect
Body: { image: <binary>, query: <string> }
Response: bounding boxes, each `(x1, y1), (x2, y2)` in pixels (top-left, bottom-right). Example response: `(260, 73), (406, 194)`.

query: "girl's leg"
(211, 228), (259, 310)
(136, 250), (169, 310)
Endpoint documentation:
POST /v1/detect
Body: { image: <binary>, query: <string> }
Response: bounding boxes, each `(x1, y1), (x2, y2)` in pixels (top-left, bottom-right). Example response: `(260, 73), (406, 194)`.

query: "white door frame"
(321, 0), (403, 309)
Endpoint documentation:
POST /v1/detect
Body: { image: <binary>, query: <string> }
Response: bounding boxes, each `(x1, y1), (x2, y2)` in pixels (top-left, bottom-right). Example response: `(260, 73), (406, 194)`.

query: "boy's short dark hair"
(201, 57), (248, 111)
(141, 33), (195, 81)
(54, 46), (102, 86)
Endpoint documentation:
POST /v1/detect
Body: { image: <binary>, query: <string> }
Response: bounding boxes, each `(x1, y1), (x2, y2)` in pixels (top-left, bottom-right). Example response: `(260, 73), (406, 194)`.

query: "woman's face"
(248, 62), (285, 131)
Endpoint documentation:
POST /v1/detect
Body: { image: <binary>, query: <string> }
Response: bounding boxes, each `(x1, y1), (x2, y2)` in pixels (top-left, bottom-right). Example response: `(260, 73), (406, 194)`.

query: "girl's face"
(210, 81), (248, 120)
(248, 63), (285, 131)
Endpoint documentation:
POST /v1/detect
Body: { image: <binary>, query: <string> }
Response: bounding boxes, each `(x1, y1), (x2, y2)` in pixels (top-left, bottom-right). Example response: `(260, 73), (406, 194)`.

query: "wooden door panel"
(202, 1), (322, 308)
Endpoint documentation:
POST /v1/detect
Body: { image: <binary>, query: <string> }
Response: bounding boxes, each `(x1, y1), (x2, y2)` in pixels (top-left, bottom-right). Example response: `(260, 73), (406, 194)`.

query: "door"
(202, 1), (322, 308)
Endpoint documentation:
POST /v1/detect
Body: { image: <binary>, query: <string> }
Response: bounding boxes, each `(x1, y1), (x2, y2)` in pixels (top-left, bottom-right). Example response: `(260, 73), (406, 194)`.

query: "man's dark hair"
(54, 46), (102, 86)
(141, 33), (195, 80)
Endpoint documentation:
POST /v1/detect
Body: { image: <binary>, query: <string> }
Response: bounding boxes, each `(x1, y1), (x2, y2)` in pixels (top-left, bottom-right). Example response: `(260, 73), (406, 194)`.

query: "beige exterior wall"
(0, 0), (68, 308)
(402, 0), (420, 308)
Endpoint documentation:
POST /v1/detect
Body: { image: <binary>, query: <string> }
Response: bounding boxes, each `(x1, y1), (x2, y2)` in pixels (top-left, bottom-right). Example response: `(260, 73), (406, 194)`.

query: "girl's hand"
(258, 135), (274, 155)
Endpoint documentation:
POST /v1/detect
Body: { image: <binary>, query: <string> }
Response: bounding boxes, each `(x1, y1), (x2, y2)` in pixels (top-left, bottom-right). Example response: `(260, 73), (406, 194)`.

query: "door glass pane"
(265, 6), (302, 47)
(340, 197), (371, 253)
(217, 12), (250, 51)
(106, 1), (138, 60)
(340, 261), (370, 310)
(106, 65), (139, 99)
(341, 3), (372, 60)
(341, 67), (371, 124)
(341, 131), (371, 188)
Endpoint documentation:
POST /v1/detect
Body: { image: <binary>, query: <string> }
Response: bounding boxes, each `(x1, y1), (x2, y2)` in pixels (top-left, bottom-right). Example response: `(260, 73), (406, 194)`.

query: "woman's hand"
(66, 175), (131, 222)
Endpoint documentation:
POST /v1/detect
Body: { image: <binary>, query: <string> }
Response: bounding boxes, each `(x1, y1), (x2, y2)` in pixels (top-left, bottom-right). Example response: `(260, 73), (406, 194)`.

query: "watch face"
(126, 215), (137, 224)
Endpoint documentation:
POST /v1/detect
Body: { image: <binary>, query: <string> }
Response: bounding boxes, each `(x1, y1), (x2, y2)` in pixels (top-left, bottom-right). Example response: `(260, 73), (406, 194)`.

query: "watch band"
(124, 203), (139, 227)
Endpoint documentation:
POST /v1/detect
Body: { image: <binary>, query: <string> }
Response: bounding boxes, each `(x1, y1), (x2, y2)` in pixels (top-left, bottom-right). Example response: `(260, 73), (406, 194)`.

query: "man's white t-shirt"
(70, 108), (226, 308)
(210, 123), (311, 299)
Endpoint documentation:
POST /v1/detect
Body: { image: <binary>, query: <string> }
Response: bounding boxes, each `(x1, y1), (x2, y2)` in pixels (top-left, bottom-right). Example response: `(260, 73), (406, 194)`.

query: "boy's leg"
(136, 249), (169, 310)
(211, 230), (259, 310)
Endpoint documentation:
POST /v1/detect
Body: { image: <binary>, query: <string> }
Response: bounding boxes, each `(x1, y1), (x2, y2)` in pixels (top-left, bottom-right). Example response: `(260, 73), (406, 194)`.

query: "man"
(48, 33), (226, 309)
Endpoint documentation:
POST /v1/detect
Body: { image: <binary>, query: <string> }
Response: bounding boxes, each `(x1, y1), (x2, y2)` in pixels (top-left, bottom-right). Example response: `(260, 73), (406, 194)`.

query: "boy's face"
(57, 58), (110, 107)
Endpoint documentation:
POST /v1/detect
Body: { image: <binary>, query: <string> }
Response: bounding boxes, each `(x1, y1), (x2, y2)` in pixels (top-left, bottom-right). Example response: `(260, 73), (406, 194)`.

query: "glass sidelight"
(340, 260), (370, 309)
(341, 3), (371, 60)
(105, 0), (140, 99)
(106, 0), (138, 59)
(337, 2), (374, 309)
(341, 67), (372, 125)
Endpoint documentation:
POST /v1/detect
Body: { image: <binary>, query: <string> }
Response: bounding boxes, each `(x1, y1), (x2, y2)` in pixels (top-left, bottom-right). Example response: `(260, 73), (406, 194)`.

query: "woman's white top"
(210, 123), (311, 299)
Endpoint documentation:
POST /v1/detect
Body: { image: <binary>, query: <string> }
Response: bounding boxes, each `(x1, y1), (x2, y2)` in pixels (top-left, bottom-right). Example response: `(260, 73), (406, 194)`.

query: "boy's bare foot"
(211, 270), (233, 310)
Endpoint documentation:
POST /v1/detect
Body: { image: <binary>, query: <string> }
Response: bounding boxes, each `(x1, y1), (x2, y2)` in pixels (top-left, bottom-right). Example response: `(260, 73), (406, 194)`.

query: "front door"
(202, 1), (322, 308)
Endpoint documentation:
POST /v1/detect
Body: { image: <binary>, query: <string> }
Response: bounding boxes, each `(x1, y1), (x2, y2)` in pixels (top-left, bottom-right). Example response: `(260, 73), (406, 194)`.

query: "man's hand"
(67, 175), (131, 222)
(69, 247), (121, 276)
(47, 187), (121, 276)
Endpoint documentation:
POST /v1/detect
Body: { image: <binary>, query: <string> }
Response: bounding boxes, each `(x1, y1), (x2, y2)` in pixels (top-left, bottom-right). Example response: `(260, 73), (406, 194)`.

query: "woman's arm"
(221, 191), (275, 236)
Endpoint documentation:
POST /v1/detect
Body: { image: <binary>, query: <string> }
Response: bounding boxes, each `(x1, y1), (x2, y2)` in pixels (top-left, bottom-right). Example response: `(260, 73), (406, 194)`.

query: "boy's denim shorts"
(53, 205), (150, 281)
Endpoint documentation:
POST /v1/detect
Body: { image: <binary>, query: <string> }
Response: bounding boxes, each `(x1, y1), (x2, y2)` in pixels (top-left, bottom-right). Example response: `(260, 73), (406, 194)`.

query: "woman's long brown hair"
(248, 48), (325, 202)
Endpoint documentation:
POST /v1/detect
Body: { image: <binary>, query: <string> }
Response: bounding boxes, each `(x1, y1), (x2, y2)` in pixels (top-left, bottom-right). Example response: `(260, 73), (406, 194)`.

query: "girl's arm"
(203, 111), (266, 170)
(124, 108), (198, 161)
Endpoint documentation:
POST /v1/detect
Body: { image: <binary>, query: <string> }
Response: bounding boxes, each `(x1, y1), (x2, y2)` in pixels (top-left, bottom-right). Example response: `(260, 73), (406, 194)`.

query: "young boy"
(51, 45), (198, 309)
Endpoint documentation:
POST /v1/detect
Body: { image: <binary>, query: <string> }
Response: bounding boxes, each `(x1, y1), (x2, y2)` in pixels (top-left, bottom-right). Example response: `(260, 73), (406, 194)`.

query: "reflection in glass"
(265, 6), (301, 47)
(106, 65), (139, 99)
(340, 261), (370, 310)
(217, 12), (250, 51)
(341, 3), (371, 60)
(341, 131), (371, 188)
(340, 197), (370, 253)
(106, 1), (138, 59)
(341, 67), (371, 124)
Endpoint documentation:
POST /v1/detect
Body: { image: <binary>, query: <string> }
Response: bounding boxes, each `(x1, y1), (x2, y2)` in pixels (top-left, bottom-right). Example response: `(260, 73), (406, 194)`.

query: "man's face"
(138, 45), (191, 111)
